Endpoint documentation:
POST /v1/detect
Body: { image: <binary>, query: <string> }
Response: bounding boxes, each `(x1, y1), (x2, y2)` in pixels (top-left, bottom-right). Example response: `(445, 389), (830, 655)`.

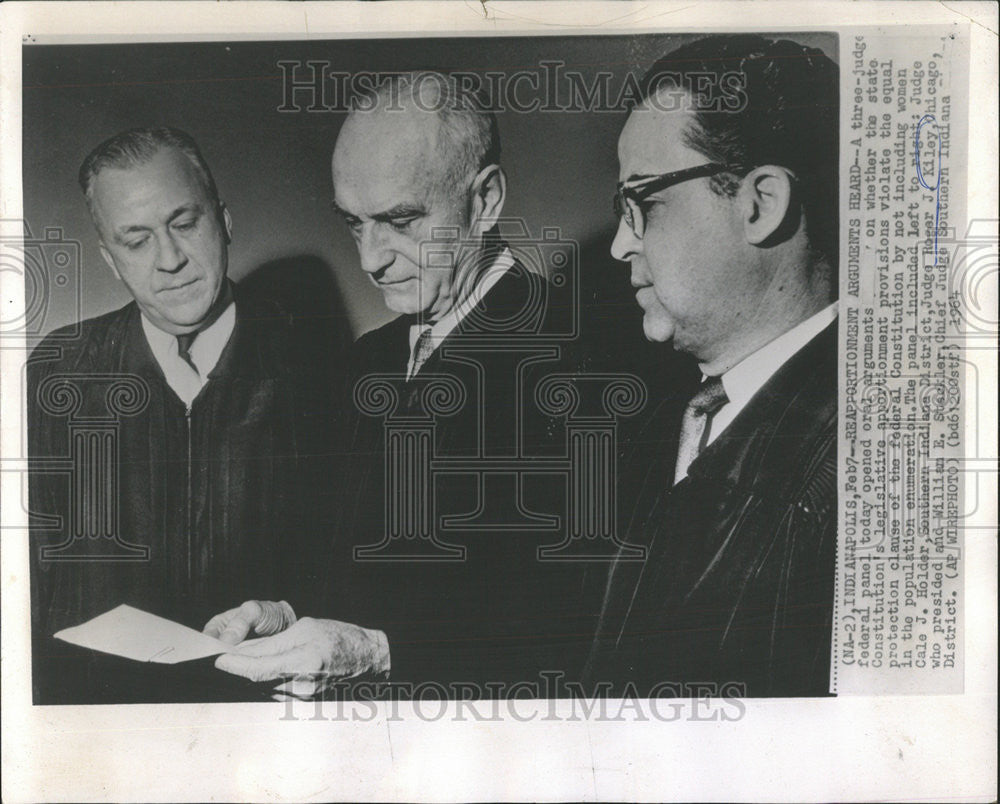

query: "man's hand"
(214, 617), (391, 694)
(202, 600), (296, 645)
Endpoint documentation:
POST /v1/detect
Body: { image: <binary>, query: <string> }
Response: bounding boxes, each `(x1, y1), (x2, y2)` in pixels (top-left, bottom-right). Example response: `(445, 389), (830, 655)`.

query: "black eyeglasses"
(613, 163), (747, 238)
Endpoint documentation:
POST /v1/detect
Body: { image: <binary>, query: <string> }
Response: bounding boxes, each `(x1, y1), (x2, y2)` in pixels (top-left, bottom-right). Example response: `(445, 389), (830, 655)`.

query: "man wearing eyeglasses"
(585, 34), (840, 697)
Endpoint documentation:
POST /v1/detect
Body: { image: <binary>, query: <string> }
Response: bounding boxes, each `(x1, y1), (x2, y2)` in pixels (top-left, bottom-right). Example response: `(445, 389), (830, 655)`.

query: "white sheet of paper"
(53, 604), (236, 664)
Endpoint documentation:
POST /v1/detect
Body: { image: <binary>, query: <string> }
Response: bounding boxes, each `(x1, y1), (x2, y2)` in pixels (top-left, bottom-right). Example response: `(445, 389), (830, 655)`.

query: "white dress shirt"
(140, 301), (236, 407)
(406, 247), (516, 380)
(703, 302), (838, 448)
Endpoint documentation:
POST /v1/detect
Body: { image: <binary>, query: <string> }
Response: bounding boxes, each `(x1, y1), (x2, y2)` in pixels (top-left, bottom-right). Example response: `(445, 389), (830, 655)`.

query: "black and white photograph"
(1, 2), (996, 802)
(21, 29), (843, 704)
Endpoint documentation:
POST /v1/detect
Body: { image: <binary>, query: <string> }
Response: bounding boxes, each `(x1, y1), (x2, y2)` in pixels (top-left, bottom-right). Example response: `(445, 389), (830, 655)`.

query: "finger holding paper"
(202, 600), (296, 645)
(214, 617), (390, 691)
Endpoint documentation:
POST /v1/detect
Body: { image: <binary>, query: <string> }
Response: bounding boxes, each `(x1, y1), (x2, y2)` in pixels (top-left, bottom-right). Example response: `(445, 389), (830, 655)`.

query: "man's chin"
(147, 299), (216, 334)
(383, 298), (421, 315)
(641, 313), (674, 343)
(381, 288), (426, 316)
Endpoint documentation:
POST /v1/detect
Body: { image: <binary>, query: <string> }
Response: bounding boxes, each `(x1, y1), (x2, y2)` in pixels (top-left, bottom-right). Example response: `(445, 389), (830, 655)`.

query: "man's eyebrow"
(332, 202), (426, 221)
(112, 224), (151, 241)
(166, 203), (204, 222)
(371, 204), (425, 221)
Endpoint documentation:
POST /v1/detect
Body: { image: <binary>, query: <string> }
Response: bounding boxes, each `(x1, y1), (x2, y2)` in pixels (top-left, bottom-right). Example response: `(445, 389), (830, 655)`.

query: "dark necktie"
(409, 326), (436, 380)
(673, 376), (728, 484)
(176, 332), (199, 376)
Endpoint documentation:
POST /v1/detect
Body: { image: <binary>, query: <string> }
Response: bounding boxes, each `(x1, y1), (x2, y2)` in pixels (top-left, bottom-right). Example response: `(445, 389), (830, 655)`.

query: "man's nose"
(610, 216), (640, 263)
(156, 231), (188, 273)
(358, 225), (393, 276)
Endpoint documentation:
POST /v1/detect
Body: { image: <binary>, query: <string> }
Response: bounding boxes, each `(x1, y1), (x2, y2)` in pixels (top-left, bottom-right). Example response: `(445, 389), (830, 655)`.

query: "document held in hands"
(53, 604), (239, 664)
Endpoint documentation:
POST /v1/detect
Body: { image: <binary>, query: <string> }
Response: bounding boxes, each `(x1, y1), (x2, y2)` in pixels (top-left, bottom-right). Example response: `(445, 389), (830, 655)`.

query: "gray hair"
(352, 71), (501, 193)
(78, 127), (221, 216)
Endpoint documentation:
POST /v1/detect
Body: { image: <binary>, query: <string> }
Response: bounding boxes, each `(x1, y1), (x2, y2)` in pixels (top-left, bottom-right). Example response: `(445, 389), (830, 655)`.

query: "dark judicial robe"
(584, 320), (838, 698)
(28, 286), (337, 699)
(329, 259), (599, 688)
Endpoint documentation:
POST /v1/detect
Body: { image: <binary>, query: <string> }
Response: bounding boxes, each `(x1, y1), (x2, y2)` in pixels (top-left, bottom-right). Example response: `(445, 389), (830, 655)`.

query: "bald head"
(330, 73), (507, 319)
(334, 103), (459, 215)
(343, 72), (498, 196)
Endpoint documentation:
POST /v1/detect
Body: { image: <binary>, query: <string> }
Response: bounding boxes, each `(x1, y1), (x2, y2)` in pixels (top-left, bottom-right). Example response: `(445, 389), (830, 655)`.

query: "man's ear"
(740, 166), (797, 246)
(98, 241), (122, 281)
(220, 203), (233, 245)
(469, 164), (506, 237)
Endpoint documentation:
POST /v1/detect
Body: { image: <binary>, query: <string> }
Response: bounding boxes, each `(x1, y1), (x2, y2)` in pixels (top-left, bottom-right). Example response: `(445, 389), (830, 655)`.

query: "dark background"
(22, 32), (837, 342)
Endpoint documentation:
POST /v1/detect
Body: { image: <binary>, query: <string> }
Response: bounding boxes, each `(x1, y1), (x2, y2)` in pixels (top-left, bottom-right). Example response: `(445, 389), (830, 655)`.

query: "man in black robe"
(583, 35), (840, 697)
(28, 128), (334, 701)
(206, 73), (601, 692)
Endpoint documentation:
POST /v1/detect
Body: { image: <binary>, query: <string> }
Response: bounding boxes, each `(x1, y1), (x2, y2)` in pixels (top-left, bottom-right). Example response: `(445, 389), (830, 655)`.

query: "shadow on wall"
(238, 254), (354, 370)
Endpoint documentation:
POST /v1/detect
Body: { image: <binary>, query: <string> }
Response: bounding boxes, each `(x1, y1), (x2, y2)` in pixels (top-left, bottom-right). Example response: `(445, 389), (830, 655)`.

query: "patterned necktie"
(408, 326), (436, 380)
(176, 332), (199, 376)
(673, 376), (729, 485)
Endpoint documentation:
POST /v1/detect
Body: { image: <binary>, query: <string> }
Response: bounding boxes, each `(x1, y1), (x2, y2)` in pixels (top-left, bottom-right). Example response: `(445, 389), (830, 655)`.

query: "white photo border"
(2, 3), (996, 802)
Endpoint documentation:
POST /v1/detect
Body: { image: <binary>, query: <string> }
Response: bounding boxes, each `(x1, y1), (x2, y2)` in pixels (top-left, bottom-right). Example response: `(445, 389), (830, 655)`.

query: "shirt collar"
(710, 302), (838, 410)
(408, 247), (516, 355)
(140, 299), (237, 378)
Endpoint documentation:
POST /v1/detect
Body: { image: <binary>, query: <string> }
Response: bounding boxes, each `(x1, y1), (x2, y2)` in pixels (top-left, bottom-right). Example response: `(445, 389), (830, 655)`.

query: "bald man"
(206, 73), (589, 694)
